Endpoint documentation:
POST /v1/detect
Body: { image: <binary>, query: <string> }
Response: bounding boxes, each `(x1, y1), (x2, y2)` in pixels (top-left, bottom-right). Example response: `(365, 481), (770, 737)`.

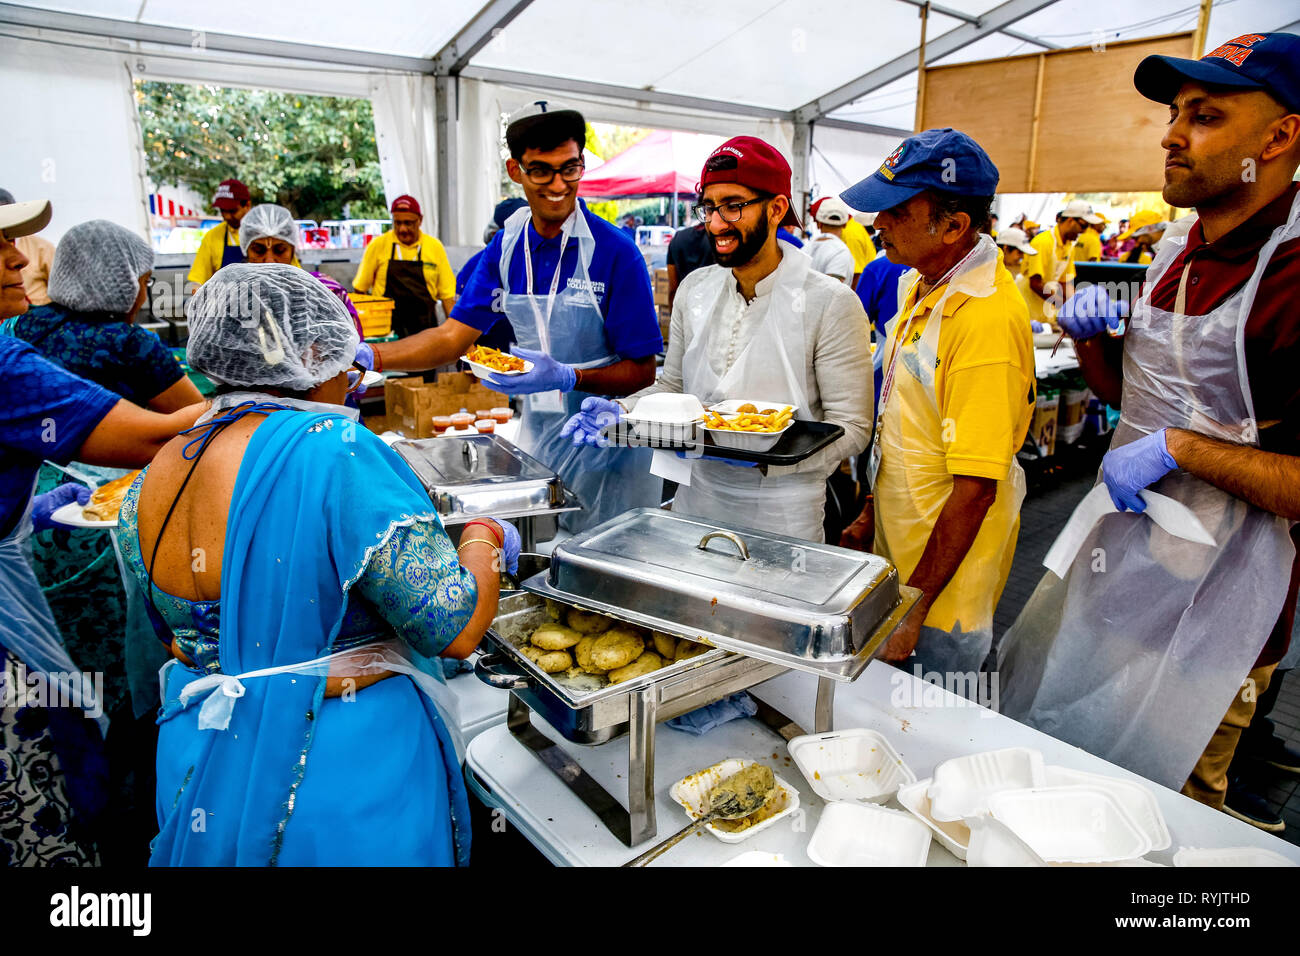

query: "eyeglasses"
(346, 361), (367, 394)
(522, 161), (585, 185)
(693, 198), (767, 224)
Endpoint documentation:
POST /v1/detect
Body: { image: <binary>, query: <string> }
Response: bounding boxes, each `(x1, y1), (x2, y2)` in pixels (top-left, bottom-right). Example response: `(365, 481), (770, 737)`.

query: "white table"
(465, 661), (1300, 867)
(1034, 343), (1080, 379)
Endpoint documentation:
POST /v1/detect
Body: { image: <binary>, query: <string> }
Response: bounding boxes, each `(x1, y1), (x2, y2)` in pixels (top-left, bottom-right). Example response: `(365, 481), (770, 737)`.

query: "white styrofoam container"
(710, 399), (801, 418)
(703, 399), (799, 452)
(807, 801), (931, 867)
(928, 747), (1047, 822)
(462, 356), (534, 380)
(1173, 846), (1298, 867)
(966, 816), (1047, 867)
(987, 786), (1153, 864)
(788, 728), (916, 804)
(721, 850), (793, 867)
(895, 778), (971, 861)
(1045, 765), (1171, 851)
(669, 758), (800, 845)
(624, 392), (705, 444)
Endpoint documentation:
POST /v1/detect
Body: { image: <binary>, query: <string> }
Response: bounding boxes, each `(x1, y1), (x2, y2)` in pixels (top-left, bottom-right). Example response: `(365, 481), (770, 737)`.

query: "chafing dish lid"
(393, 434), (557, 488)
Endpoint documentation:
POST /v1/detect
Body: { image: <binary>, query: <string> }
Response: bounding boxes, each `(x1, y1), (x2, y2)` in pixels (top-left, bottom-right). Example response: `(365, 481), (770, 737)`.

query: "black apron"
(386, 242), (438, 337)
(219, 225), (245, 270)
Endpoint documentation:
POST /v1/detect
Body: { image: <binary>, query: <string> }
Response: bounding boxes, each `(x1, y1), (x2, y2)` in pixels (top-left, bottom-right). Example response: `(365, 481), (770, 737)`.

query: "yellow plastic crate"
(351, 294), (394, 338)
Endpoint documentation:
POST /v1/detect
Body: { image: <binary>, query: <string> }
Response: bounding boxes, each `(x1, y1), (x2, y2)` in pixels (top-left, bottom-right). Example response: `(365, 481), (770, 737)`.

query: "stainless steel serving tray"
(523, 508), (922, 683)
(393, 434), (580, 522)
(478, 591), (786, 745)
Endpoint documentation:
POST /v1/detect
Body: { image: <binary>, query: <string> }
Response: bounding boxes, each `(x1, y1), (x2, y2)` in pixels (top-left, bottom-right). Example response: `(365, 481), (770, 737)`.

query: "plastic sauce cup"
(450, 412), (475, 430)
(431, 416), (452, 434)
(490, 407), (513, 423)
(474, 419), (496, 434)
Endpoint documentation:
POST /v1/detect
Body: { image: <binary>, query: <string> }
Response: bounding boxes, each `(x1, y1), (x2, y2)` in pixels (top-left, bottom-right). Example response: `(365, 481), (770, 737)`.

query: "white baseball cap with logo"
(0, 198), (52, 239)
(996, 227), (1037, 255)
(1061, 199), (1103, 225)
(815, 196), (852, 226)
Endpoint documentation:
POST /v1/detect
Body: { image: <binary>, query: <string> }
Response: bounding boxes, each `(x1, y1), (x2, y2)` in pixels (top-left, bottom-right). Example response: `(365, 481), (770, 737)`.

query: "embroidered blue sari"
(129, 410), (474, 866)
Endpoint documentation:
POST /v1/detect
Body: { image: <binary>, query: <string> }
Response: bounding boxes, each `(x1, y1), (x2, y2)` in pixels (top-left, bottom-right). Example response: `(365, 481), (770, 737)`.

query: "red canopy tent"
(578, 130), (723, 225)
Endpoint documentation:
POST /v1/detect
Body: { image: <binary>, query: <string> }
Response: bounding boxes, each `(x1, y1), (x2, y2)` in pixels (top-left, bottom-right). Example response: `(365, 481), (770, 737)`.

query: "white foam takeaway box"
(787, 728), (916, 805)
(927, 747), (1047, 822)
(987, 786), (1153, 864)
(806, 801), (931, 867)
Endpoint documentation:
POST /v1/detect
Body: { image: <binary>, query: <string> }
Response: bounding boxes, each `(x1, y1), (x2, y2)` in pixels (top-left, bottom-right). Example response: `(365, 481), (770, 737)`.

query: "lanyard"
(522, 222), (572, 344)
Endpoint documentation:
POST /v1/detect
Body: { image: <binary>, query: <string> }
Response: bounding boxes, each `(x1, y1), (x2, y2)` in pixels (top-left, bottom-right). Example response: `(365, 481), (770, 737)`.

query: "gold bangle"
(457, 539), (500, 563)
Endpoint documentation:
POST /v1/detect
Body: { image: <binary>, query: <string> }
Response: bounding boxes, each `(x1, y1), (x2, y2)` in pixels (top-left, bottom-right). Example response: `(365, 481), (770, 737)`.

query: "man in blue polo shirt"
(370, 102), (663, 531)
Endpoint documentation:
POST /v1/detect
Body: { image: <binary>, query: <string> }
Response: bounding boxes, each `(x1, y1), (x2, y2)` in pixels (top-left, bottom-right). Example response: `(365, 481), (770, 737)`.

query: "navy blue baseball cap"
(841, 128), (1000, 213)
(1134, 32), (1300, 113)
(493, 197), (528, 227)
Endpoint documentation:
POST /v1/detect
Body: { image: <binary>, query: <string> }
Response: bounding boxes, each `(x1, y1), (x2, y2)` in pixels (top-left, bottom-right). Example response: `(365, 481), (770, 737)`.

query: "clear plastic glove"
(676, 450), (758, 468)
(31, 483), (90, 534)
(1101, 427), (1178, 512)
(561, 396), (622, 447)
(486, 517), (521, 575)
(666, 692), (758, 735)
(484, 347), (577, 395)
(1030, 320), (1047, 333)
(1058, 285), (1124, 341)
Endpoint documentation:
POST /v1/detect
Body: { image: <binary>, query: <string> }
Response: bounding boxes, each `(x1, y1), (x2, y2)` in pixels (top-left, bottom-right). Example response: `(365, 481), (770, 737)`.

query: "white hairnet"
(47, 220), (154, 314)
(185, 263), (359, 392)
(239, 203), (298, 255)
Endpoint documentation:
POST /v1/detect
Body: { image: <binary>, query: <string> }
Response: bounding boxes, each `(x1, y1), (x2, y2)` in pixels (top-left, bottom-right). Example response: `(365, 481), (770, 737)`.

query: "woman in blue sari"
(119, 264), (517, 865)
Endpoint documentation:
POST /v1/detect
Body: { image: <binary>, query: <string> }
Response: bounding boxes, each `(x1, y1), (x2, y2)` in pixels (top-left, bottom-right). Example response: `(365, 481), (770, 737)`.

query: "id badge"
(529, 390), (565, 414)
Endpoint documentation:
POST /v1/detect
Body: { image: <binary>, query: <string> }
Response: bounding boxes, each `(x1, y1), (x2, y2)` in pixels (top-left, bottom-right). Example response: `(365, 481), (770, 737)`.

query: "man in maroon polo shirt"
(999, 33), (1300, 824)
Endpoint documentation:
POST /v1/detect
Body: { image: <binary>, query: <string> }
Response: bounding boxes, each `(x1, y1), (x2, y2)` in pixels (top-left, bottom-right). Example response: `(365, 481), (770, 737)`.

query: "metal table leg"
(626, 686), (658, 846)
(815, 677), (836, 734)
(519, 516), (537, 553)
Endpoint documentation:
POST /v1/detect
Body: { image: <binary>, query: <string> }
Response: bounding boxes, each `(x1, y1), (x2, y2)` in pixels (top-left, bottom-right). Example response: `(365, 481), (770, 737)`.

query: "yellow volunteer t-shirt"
(1074, 227), (1102, 264)
(187, 224), (242, 285)
(841, 218), (877, 276)
(353, 230), (456, 302)
(894, 254), (1036, 480)
(1023, 225), (1076, 324)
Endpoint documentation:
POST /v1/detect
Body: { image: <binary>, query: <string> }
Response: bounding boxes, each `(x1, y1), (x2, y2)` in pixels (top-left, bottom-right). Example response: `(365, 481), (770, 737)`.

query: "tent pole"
(914, 2), (930, 132)
(672, 190), (678, 228)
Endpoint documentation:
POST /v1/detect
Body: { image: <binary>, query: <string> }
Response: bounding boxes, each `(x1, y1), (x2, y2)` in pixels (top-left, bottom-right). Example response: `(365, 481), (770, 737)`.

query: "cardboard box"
(1031, 392), (1060, 457)
(653, 268), (671, 307)
(385, 373), (508, 439)
(1058, 386), (1090, 445)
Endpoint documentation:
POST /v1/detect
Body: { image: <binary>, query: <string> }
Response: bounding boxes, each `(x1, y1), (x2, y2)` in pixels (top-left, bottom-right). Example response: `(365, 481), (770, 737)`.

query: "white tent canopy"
(2, 0), (1296, 242)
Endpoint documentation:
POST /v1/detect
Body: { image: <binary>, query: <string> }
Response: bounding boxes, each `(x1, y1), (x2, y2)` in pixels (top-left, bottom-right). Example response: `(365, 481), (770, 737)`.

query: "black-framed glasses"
(522, 161), (585, 185)
(693, 198), (766, 223)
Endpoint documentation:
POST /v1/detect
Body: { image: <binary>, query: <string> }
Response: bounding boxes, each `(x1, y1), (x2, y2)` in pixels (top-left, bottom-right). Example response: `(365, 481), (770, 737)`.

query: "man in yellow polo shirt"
(840, 129), (1034, 677)
(353, 194), (456, 337)
(187, 178), (251, 285)
(1074, 212), (1105, 263)
(1023, 199), (1099, 328)
(841, 209), (877, 287)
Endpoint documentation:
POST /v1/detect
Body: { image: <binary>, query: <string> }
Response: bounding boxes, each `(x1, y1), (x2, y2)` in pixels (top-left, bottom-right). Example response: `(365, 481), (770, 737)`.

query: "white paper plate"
(928, 747), (1047, 822)
(669, 758), (800, 845)
(462, 355), (534, 379)
(788, 728), (916, 804)
(49, 501), (116, 529)
(808, 801), (931, 867)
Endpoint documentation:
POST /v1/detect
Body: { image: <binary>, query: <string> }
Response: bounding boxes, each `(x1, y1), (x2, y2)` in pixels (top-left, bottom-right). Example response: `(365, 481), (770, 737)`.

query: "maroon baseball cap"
(391, 195), (422, 217)
(212, 179), (250, 210)
(698, 136), (801, 229)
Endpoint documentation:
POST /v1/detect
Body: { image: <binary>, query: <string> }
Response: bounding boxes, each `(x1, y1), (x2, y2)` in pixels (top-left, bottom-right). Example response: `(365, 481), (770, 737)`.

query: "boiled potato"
(674, 638), (709, 662)
(574, 636), (608, 675)
(544, 598), (565, 622)
(531, 624), (582, 650)
(651, 631), (677, 660)
(607, 651), (665, 685)
(590, 627), (645, 671)
(534, 650), (573, 673)
(518, 645), (546, 664)
(567, 608), (615, 635)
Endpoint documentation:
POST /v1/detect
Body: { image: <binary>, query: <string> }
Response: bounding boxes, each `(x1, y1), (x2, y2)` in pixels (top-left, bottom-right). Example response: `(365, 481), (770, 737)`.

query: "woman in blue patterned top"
(7, 220), (202, 412)
(119, 264), (518, 866)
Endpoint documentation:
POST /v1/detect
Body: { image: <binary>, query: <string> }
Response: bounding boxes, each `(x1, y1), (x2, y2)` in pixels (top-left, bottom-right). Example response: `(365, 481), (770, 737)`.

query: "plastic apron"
(871, 235), (1026, 673)
(673, 241), (824, 542)
(0, 479), (106, 730)
(496, 207), (659, 532)
(998, 193), (1300, 790)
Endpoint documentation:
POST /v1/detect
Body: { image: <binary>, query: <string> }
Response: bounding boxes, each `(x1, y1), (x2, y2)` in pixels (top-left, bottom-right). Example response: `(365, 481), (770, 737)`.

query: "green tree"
(136, 81), (387, 222)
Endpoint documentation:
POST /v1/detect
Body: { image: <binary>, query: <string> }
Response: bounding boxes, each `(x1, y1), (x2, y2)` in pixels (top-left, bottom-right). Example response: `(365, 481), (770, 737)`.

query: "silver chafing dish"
(475, 508), (922, 845)
(392, 433), (580, 547)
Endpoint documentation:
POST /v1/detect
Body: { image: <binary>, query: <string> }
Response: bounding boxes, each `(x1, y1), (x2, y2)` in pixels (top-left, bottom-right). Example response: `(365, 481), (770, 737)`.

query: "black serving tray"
(622, 419), (844, 466)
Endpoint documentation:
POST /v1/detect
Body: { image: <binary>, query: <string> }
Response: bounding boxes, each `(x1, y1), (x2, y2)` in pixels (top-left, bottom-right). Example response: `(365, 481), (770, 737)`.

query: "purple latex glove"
(1057, 285), (1125, 340)
(676, 450), (758, 468)
(561, 396), (622, 447)
(1102, 427), (1178, 512)
(1031, 320), (1047, 333)
(31, 482), (90, 534)
(485, 516), (521, 575)
(355, 342), (376, 371)
(484, 346), (577, 395)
